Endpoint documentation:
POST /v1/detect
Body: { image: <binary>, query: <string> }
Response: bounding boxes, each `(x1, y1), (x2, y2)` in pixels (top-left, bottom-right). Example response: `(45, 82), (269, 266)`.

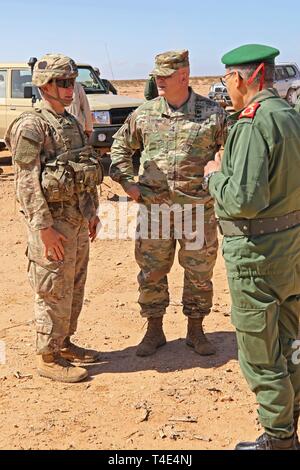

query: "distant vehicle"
(274, 62), (300, 106)
(208, 82), (232, 107)
(0, 60), (143, 158)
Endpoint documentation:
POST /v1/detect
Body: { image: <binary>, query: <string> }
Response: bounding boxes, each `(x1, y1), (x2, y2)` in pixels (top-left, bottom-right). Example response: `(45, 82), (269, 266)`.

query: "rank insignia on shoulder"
(238, 102), (261, 119)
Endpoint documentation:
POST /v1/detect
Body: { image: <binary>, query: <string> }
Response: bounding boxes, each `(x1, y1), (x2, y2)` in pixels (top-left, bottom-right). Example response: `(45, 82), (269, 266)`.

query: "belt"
(218, 210), (300, 237)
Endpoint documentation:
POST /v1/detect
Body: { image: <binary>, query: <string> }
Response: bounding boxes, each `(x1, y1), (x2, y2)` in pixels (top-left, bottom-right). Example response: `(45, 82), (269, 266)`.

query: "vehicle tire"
(286, 88), (298, 106)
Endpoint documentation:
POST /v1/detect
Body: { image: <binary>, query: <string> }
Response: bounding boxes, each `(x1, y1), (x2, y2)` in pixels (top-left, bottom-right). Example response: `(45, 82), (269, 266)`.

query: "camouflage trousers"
(26, 213), (89, 354)
(135, 204), (218, 318)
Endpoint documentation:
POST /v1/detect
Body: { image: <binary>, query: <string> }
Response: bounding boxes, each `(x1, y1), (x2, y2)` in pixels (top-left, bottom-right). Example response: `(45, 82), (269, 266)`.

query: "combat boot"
(37, 353), (88, 383)
(235, 432), (298, 450)
(136, 317), (166, 357)
(60, 337), (100, 363)
(186, 317), (216, 356)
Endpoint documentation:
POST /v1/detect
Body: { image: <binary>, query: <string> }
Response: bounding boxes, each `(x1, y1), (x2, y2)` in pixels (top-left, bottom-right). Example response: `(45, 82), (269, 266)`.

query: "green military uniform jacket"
(209, 88), (300, 276)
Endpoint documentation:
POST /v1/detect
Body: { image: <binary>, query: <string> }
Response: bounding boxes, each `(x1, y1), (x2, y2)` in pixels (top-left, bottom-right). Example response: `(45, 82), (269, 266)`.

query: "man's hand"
(204, 151), (222, 176)
(89, 215), (100, 242)
(126, 183), (141, 203)
(40, 227), (68, 261)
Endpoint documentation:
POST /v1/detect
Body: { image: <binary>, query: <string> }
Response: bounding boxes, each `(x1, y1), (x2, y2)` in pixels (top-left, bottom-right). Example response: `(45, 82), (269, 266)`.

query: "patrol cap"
(221, 44), (280, 66)
(151, 49), (189, 77)
(32, 53), (78, 87)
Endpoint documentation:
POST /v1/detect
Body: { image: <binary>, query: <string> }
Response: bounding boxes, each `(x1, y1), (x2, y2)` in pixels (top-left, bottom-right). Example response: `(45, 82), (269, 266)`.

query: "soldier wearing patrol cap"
(110, 50), (226, 357)
(5, 54), (103, 383)
(204, 44), (300, 450)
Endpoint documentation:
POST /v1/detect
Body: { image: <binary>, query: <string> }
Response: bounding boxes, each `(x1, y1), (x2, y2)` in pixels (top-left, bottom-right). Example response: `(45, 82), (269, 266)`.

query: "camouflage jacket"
(5, 101), (99, 231)
(110, 88), (226, 205)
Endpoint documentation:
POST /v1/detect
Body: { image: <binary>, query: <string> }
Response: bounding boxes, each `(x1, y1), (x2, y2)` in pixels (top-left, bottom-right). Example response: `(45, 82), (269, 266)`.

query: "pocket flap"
(231, 306), (266, 333)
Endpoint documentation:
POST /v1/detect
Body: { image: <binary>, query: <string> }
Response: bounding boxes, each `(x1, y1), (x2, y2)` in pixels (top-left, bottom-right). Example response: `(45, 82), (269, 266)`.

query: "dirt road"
(0, 78), (259, 450)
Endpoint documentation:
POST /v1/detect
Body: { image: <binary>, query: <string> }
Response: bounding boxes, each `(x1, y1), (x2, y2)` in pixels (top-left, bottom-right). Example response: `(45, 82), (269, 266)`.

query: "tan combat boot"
(60, 337), (100, 363)
(136, 317), (166, 357)
(37, 353), (88, 383)
(186, 317), (216, 356)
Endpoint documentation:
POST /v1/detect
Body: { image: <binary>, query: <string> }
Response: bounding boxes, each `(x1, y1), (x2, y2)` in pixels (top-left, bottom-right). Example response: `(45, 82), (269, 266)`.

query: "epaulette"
(238, 102), (261, 120)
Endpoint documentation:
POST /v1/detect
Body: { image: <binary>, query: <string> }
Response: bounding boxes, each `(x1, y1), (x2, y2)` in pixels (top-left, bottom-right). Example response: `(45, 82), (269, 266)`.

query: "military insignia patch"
(238, 102), (261, 119)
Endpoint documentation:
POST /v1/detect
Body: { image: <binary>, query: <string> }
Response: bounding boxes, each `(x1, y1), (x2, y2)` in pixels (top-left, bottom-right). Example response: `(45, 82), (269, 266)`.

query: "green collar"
(228, 88), (279, 123)
(245, 87), (279, 106)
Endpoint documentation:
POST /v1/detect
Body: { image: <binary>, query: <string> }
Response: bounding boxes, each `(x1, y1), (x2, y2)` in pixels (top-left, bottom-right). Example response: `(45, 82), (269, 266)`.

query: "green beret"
(222, 44), (280, 66)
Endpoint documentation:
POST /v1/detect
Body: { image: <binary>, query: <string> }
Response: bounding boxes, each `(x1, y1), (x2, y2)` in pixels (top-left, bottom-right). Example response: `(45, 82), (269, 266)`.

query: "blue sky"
(1, 0), (300, 79)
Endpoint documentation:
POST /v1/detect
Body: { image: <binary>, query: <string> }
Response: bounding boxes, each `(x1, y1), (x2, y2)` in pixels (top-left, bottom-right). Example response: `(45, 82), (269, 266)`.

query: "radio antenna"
(105, 43), (115, 80)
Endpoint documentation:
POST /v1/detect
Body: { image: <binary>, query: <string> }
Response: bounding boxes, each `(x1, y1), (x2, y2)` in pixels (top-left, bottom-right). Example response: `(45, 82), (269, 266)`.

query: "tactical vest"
(24, 107), (103, 204)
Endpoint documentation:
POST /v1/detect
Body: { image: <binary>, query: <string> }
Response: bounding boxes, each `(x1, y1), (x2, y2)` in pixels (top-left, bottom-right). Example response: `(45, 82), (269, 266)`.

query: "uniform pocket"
(27, 258), (65, 302)
(231, 304), (279, 365)
(231, 306), (266, 333)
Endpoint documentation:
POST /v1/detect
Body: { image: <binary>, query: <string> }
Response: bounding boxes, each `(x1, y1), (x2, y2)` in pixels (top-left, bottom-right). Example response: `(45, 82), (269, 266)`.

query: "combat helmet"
(32, 53), (78, 87)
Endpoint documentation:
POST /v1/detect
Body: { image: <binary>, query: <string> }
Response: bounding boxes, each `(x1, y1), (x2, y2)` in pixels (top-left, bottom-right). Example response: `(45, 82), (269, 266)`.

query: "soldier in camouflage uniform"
(110, 50), (225, 357)
(5, 54), (103, 383)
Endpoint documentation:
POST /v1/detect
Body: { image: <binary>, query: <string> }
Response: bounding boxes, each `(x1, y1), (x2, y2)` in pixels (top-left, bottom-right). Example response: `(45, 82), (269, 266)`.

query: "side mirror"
(24, 86), (33, 99)
(24, 86), (36, 104)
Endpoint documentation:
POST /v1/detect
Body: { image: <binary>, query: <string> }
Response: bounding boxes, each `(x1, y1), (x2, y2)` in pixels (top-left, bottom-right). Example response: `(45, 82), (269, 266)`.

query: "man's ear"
(235, 72), (245, 90)
(181, 70), (189, 85)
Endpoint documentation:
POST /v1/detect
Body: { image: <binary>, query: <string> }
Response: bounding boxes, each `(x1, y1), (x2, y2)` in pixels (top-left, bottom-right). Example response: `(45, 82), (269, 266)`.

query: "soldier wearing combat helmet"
(5, 54), (103, 383)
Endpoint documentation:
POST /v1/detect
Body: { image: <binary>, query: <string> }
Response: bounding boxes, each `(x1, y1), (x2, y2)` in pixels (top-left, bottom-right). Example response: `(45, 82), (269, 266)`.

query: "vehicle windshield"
(77, 66), (107, 93)
(11, 68), (41, 100)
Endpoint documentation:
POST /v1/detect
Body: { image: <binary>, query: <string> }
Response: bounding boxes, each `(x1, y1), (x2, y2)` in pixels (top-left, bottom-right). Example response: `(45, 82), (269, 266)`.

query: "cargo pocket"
(231, 304), (279, 365)
(27, 258), (65, 303)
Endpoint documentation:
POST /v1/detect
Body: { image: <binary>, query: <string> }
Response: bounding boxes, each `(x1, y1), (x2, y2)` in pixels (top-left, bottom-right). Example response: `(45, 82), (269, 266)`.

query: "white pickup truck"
(0, 60), (143, 155)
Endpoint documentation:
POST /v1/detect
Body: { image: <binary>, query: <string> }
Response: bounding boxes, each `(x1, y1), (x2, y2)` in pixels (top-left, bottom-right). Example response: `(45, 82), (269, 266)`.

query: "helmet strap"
(40, 80), (72, 107)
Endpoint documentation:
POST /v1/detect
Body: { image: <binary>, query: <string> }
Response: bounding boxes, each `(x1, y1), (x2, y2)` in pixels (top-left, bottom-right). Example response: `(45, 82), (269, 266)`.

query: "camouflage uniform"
(5, 55), (102, 357)
(111, 50), (225, 325)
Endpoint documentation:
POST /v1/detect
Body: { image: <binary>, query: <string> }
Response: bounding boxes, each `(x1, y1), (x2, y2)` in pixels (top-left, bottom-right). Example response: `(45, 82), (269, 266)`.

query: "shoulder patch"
(239, 102), (261, 120)
(14, 129), (41, 165)
(21, 128), (41, 143)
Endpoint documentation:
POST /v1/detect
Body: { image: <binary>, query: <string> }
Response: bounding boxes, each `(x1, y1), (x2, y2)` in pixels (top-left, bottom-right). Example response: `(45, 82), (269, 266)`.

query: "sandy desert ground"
(0, 78), (264, 450)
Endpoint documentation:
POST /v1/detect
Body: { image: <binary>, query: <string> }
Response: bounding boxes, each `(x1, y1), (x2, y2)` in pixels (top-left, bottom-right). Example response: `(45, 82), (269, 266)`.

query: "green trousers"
(228, 273), (300, 438)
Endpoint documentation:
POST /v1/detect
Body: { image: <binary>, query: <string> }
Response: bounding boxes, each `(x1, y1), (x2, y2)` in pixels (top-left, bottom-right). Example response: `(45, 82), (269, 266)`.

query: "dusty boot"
(60, 337), (100, 363)
(186, 317), (216, 356)
(136, 317), (166, 357)
(37, 353), (88, 383)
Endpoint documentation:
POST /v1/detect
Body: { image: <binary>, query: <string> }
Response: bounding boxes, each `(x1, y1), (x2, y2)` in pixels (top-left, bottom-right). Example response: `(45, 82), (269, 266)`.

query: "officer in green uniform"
(204, 44), (300, 450)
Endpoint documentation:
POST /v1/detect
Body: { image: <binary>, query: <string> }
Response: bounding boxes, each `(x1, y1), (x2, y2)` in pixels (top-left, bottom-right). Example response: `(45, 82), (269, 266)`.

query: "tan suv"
(0, 61), (143, 155)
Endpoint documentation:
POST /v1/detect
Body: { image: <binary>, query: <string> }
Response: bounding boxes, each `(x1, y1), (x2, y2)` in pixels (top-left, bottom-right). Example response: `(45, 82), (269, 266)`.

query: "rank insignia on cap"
(239, 102), (261, 119)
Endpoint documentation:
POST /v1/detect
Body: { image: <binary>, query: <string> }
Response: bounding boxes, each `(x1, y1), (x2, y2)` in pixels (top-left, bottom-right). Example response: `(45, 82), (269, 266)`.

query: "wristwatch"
(202, 171), (219, 190)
